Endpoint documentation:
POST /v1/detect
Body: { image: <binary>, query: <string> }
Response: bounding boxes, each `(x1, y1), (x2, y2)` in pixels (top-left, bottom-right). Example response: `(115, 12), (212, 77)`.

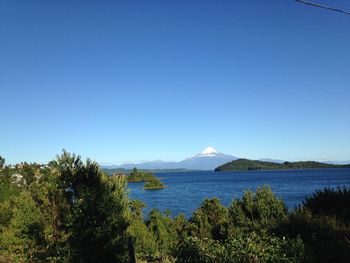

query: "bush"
(302, 187), (350, 224)
(176, 233), (304, 263)
(189, 198), (228, 240)
(278, 187), (350, 263)
(228, 186), (287, 232)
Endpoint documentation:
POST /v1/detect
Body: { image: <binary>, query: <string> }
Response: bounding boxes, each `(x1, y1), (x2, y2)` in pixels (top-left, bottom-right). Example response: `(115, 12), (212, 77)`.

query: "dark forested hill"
(215, 158), (350, 171)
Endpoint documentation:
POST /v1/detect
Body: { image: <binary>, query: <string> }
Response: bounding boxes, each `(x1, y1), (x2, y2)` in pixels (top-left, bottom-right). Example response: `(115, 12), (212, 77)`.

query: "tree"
(0, 191), (43, 261)
(128, 201), (158, 261)
(146, 209), (175, 255)
(54, 150), (131, 262)
(190, 198), (228, 240)
(0, 156), (5, 169)
(0, 150), (132, 262)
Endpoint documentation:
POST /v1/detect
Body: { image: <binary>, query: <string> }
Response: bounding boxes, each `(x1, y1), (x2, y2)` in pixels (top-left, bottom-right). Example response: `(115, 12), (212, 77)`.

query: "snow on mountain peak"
(200, 147), (218, 155)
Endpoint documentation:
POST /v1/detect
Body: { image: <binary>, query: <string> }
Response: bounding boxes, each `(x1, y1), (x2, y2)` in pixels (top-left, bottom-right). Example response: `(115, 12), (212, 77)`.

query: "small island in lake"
(143, 177), (165, 190)
(215, 158), (350, 172)
(126, 168), (165, 190)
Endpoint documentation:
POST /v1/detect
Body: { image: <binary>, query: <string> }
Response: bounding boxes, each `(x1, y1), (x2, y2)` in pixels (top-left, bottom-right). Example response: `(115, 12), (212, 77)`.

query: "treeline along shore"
(0, 152), (349, 262)
(215, 158), (350, 171)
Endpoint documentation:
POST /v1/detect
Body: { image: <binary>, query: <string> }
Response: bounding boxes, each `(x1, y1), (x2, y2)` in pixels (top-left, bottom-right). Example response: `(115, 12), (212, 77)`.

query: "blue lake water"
(128, 168), (350, 218)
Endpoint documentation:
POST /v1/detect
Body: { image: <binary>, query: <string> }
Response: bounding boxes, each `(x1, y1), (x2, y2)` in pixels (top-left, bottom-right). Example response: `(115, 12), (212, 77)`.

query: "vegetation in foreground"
(0, 152), (349, 262)
(215, 158), (350, 171)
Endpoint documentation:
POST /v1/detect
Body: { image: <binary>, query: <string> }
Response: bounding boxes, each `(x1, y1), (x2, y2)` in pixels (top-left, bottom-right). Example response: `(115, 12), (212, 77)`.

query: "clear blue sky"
(1, 0), (350, 164)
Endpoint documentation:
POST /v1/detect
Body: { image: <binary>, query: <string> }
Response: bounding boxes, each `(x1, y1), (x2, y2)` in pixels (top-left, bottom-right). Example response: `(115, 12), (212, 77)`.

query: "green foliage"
(0, 156), (5, 169)
(0, 168), (72, 261)
(228, 186), (287, 232)
(127, 167), (165, 189)
(128, 168), (155, 182)
(215, 159), (282, 171)
(190, 198), (228, 240)
(0, 150), (131, 262)
(129, 216), (158, 260)
(0, 153), (349, 263)
(0, 161), (39, 202)
(176, 191), (301, 262)
(130, 199), (147, 219)
(20, 163), (38, 185)
(215, 159), (350, 171)
(278, 187), (350, 263)
(283, 161), (350, 169)
(0, 191), (44, 261)
(279, 209), (350, 263)
(55, 150), (131, 262)
(176, 233), (304, 263)
(302, 187), (350, 224)
(222, 233), (304, 263)
(0, 199), (13, 227)
(144, 177), (165, 190)
(0, 182), (20, 203)
(128, 204), (191, 262)
(129, 208), (177, 262)
(176, 236), (225, 263)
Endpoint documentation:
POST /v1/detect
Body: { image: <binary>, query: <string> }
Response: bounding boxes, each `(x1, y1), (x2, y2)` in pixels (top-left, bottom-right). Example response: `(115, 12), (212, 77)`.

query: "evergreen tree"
(0, 151), (131, 262)
(55, 150), (131, 262)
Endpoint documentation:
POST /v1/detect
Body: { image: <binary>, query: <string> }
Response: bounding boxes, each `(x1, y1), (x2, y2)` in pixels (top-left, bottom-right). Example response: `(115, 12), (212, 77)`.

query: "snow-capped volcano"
(199, 147), (218, 156)
(179, 147), (237, 170)
(113, 147), (238, 170)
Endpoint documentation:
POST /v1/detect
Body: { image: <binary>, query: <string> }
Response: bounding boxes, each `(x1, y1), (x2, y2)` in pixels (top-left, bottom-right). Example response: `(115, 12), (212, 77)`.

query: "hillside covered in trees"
(215, 158), (350, 171)
(0, 152), (349, 262)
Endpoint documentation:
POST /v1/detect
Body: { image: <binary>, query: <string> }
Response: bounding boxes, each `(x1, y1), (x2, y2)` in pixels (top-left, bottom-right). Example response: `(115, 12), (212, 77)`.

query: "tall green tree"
(146, 209), (175, 255)
(54, 150), (131, 262)
(0, 151), (132, 262)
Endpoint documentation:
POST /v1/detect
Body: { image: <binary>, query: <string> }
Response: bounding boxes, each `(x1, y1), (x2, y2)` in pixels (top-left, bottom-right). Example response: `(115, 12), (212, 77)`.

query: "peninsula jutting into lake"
(215, 159), (350, 171)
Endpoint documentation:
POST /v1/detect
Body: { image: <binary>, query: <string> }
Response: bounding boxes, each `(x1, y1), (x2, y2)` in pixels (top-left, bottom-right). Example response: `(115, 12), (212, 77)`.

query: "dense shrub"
(302, 187), (350, 224)
(278, 187), (350, 263)
(176, 233), (304, 263)
(228, 186), (287, 233)
(189, 198), (228, 240)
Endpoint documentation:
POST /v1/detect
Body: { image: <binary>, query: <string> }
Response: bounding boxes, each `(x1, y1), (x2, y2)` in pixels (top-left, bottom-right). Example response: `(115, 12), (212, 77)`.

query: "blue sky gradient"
(1, 0), (350, 164)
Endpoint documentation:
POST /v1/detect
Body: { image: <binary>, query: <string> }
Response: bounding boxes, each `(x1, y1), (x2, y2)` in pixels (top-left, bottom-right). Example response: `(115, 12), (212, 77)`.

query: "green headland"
(215, 158), (350, 171)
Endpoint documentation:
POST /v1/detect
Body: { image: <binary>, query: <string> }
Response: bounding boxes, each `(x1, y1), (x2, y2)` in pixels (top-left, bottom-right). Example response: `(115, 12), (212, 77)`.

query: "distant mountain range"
(103, 147), (238, 171)
(101, 147), (350, 171)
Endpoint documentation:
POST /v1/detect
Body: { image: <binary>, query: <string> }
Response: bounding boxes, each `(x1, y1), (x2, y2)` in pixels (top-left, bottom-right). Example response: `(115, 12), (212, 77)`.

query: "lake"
(128, 168), (350, 218)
